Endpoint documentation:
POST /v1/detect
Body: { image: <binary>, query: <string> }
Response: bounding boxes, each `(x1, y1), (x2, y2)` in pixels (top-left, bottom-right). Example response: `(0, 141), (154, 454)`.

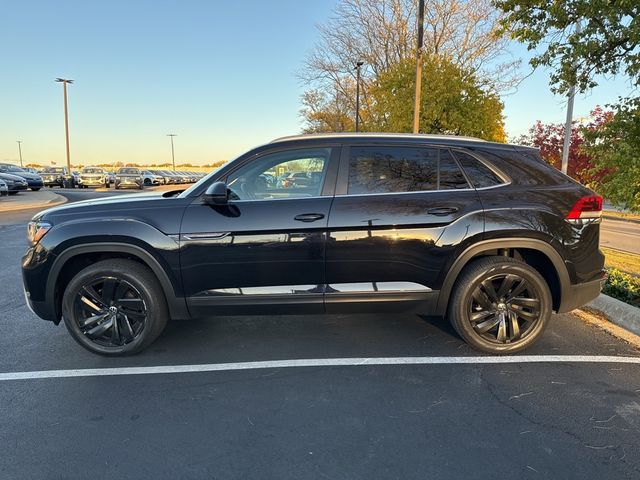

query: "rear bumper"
(557, 275), (606, 313)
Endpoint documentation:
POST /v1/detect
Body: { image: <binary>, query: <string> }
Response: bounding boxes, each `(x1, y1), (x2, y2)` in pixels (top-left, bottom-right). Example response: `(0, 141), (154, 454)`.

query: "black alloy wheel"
(62, 259), (169, 355)
(448, 256), (551, 354)
(72, 277), (147, 348)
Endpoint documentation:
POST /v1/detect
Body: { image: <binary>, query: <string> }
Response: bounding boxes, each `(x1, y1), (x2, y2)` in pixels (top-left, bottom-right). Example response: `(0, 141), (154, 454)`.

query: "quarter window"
(452, 150), (504, 188)
(347, 146), (469, 194)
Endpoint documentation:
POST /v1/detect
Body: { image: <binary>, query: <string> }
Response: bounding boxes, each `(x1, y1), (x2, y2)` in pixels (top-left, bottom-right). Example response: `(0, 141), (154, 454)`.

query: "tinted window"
(118, 168), (140, 174)
(348, 146), (469, 194)
(227, 148), (330, 200)
(439, 150), (469, 190)
(453, 150), (504, 188)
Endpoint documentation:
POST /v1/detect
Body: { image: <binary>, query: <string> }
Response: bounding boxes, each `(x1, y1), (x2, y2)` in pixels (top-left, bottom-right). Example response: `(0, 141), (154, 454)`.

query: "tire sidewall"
(62, 262), (164, 356)
(451, 261), (552, 354)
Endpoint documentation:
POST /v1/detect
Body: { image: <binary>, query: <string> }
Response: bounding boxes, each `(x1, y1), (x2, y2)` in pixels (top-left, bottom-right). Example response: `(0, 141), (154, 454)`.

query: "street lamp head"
(55, 78), (74, 84)
(356, 61), (364, 68)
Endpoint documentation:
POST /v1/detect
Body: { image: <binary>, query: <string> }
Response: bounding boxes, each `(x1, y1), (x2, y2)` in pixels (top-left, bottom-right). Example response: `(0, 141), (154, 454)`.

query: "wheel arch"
(47, 243), (189, 324)
(435, 238), (571, 316)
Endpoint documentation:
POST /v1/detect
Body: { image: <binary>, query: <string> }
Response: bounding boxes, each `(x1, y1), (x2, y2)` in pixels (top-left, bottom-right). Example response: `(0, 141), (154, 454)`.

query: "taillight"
(566, 195), (602, 224)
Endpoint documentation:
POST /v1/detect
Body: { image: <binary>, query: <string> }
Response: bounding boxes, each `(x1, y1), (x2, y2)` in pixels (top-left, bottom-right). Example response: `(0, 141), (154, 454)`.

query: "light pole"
(167, 134), (177, 171)
(16, 141), (23, 167)
(55, 78), (74, 186)
(355, 61), (364, 132)
(412, 0), (425, 134)
(561, 21), (582, 175)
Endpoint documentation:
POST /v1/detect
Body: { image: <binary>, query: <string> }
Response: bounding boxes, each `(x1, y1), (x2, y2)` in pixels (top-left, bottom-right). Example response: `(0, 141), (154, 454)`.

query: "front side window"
(347, 146), (469, 194)
(227, 148), (330, 201)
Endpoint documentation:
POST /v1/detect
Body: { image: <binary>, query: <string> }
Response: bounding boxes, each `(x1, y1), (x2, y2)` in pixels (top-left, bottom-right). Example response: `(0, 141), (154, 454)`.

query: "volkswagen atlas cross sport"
(22, 133), (605, 356)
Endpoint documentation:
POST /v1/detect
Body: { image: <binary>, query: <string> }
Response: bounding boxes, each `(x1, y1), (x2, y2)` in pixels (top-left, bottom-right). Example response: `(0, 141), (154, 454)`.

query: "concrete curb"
(603, 213), (640, 225)
(585, 294), (640, 337)
(0, 193), (67, 213)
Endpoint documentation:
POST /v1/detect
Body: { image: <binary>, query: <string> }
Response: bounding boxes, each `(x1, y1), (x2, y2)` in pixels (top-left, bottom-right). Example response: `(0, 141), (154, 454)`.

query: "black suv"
(22, 134), (605, 356)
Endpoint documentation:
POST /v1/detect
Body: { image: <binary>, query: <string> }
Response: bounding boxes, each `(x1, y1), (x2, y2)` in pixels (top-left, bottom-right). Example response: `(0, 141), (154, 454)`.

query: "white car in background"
(141, 170), (164, 186)
(0, 178), (8, 196)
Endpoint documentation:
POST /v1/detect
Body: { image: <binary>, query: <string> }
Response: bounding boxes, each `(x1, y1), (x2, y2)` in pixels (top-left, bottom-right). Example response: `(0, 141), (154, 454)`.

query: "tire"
(31, 188), (41, 191)
(447, 256), (552, 354)
(144, 178), (151, 186)
(115, 185), (119, 190)
(61, 259), (169, 356)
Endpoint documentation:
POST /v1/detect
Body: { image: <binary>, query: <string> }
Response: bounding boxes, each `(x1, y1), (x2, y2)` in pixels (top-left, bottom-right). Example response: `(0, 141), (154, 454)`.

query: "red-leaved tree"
(514, 107), (613, 185)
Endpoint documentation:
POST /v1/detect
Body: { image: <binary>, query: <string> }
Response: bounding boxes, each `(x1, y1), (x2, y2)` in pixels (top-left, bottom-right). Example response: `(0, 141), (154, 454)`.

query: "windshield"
(177, 164), (227, 198)
(43, 167), (65, 173)
(117, 168), (140, 174)
(82, 168), (104, 174)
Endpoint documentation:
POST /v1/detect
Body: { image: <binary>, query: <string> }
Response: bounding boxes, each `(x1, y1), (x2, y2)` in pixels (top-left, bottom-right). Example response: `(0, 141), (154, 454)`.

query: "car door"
(180, 145), (340, 317)
(325, 143), (484, 313)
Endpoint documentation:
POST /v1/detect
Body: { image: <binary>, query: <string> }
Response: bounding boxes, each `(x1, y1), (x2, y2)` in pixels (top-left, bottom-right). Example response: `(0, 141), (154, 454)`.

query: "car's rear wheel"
(62, 259), (169, 356)
(447, 256), (551, 354)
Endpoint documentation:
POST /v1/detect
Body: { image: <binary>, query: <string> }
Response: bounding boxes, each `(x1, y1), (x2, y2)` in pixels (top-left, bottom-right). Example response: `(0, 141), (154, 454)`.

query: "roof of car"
(268, 132), (534, 151)
(270, 132), (486, 144)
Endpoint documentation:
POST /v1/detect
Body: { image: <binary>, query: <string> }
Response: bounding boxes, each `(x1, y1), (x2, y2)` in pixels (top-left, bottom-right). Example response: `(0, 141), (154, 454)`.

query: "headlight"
(27, 221), (52, 245)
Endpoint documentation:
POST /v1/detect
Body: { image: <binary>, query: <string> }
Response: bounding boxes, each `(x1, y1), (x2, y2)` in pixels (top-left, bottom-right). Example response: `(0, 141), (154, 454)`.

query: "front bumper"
(7, 183), (28, 192)
(22, 246), (59, 323)
(26, 179), (44, 188)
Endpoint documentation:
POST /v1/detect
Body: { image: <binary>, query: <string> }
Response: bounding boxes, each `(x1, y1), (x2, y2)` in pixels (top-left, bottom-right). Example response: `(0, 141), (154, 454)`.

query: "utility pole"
(355, 61), (364, 132)
(16, 141), (23, 167)
(167, 134), (177, 171)
(561, 21), (581, 175)
(55, 78), (74, 186)
(412, 0), (425, 134)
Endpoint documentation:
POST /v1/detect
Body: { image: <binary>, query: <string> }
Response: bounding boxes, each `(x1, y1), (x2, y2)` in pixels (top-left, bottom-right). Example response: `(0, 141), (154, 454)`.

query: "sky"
(0, 0), (635, 167)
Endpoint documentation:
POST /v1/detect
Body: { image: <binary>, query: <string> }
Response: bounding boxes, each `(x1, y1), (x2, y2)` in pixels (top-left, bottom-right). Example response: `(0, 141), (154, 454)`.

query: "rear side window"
(452, 150), (504, 188)
(348, 146), (469, 194)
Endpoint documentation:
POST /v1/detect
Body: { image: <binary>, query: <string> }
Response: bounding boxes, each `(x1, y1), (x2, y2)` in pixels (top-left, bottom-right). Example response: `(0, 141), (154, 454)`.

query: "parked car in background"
(22, 167), (39, 175)
(0, 172), (28, 194)
(141, 170), (164, 186)
(0, 164), (44, 191)
(0, 178), (8, 196)
(157, 170), (183, 184)
(21, 133), (606, 356)
(78, 167), (110, 188)
(107, 172), (116, 184)
(40, 167), (69, 187)
(114, 167), (143, 190)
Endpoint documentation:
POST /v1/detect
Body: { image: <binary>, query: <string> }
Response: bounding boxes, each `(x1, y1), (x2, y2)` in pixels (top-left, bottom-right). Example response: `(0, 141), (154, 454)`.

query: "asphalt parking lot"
(1, 190), (640, 480)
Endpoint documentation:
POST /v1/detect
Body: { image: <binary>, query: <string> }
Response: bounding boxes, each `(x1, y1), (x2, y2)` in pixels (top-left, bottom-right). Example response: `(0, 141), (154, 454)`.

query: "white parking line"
(1, 355), (640, 382)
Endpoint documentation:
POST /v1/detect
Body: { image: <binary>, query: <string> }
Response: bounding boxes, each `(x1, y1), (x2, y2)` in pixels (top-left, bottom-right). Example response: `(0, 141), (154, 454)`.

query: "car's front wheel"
(448, 256), (551, 354)
(61, 259), (169, 356)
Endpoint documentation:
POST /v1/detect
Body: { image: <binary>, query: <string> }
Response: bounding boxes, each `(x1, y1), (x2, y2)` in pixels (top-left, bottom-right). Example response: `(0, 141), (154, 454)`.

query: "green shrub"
(602, 268), (640, 307)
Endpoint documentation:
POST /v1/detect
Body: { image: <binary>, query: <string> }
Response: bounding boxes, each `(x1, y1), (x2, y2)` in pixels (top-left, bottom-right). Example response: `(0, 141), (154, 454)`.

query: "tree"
(368, 56), (506, 141)
(582, 99), (640, 212)
(300, 0), (519, 132)
(300, 87), (355, 133)
(495, 0), (639, 94)
(513, 107), (612, 184)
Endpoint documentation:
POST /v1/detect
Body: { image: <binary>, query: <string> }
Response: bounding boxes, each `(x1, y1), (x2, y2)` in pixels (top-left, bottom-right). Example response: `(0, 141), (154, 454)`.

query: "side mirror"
(204, 181), (229, 205)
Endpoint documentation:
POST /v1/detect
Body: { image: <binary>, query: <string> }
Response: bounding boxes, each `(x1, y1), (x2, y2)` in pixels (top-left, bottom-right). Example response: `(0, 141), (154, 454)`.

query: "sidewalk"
(0, 190), (67, 213)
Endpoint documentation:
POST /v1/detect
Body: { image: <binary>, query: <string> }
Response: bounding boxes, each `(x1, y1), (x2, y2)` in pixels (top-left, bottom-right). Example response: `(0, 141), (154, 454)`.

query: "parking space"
(1, 193), (640, 479)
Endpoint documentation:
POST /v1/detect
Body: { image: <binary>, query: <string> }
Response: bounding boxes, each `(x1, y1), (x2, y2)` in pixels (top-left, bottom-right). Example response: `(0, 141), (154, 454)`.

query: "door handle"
(427, 207), (459, 216)
(294, 213), (325, 222)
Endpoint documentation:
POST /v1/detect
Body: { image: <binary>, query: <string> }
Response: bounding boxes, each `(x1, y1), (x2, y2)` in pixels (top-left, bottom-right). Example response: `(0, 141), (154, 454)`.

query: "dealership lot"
(1, 192), (639, 480)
